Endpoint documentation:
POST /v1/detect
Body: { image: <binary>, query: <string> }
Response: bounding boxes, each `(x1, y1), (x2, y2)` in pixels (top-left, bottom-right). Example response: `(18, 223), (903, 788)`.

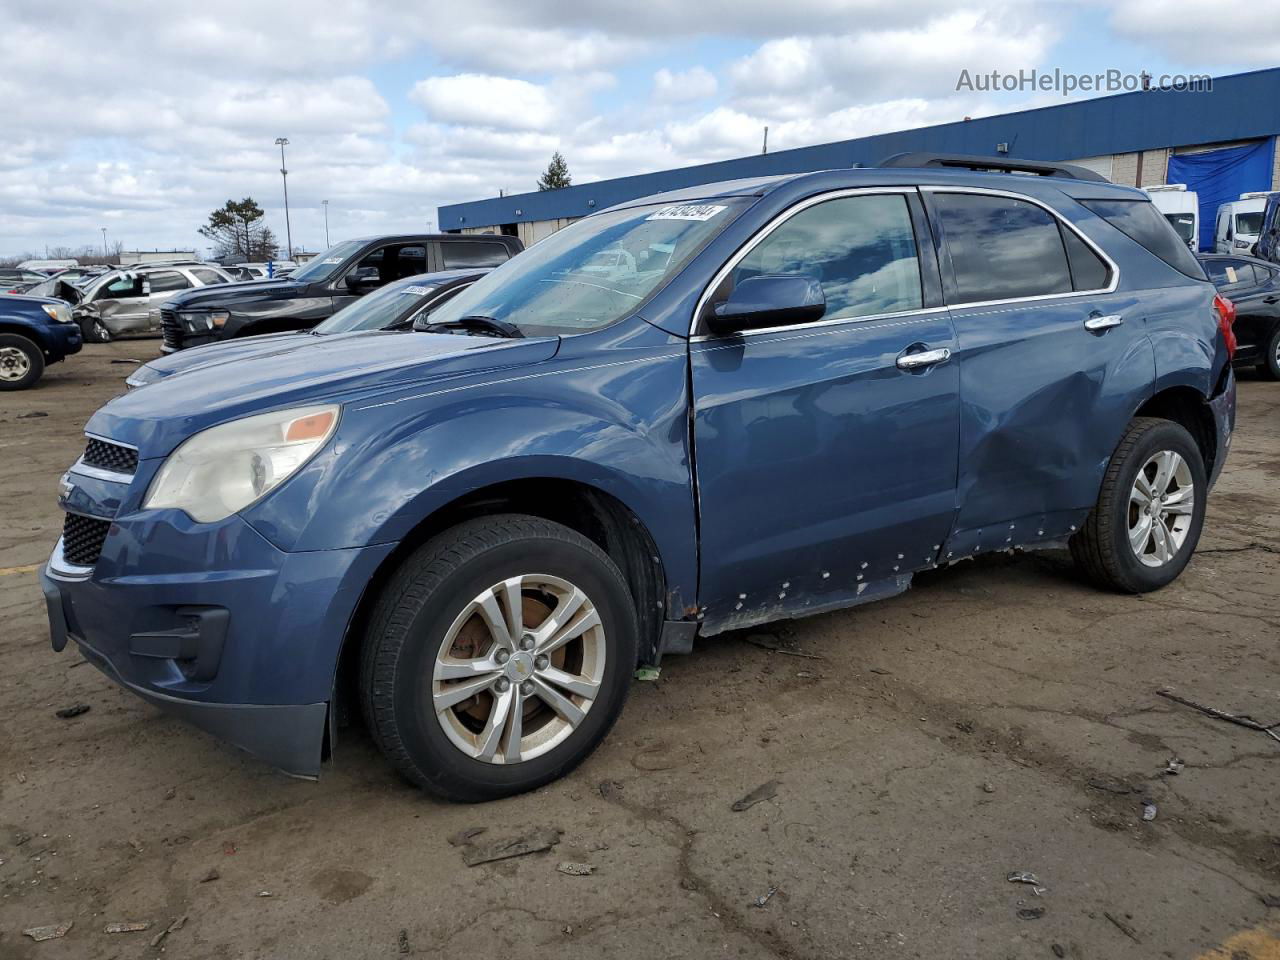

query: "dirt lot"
(1, 340), (1277, 960)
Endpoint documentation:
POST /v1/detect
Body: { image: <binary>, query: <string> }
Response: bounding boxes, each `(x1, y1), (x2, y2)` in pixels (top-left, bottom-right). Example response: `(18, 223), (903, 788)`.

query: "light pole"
(275, 137), (293, 260)
(101, 227), (108, 257)
(322, 199), (330, 248)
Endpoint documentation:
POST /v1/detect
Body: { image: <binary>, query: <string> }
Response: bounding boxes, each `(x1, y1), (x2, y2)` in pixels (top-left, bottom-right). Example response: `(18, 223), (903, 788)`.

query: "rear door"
(690, 188), (960, 629)
(926, 187), (1142, 555)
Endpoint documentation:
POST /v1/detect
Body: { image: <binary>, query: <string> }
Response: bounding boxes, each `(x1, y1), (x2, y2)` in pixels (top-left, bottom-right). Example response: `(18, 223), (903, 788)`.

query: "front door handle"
(1263, 295), (1278, 304)
(896, 347), (952, 370)
(1084, 313), (1124, 332)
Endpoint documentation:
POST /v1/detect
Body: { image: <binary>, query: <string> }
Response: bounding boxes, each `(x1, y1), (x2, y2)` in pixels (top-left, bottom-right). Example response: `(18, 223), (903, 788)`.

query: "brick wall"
(1111, 152), (1139, 186)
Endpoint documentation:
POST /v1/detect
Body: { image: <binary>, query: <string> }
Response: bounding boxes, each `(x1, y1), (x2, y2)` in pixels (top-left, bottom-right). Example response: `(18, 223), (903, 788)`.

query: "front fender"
(242, 342), (697, 610)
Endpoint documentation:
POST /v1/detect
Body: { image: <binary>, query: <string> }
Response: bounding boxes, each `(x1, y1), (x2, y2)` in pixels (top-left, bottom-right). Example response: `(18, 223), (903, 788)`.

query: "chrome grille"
(62, 513), (111, 566)
(83, 437), (138, 474)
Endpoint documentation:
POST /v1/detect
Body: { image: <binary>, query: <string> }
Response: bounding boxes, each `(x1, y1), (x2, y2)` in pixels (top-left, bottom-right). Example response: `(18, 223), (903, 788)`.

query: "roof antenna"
(762, 126), (768, 155)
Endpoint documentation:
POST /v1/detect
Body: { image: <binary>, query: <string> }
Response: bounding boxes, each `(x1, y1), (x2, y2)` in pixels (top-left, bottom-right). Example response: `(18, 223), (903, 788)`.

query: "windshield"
(1236, 212), (1264, 236)
(312, 278), (438, 334)
(288, 240), (365, 283)
(1165, 213), (1195, 242)
(426, 199), (750, 336)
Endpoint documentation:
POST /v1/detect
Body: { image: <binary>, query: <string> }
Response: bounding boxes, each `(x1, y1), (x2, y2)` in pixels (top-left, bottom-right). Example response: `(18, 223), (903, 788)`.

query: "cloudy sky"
(1, 0), (1276, 258)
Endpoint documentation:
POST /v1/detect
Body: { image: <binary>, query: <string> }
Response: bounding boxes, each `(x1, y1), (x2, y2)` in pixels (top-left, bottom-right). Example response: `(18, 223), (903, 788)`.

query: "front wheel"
(359, 514), (638, 802)
(0, 334), (44, 390)
(1070, 418), (1207, 592)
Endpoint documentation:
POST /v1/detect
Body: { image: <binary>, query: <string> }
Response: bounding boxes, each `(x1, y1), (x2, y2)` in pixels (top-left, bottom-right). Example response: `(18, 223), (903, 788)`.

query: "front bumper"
(47, 322), (82, 360)
(40, 509), (395, 778)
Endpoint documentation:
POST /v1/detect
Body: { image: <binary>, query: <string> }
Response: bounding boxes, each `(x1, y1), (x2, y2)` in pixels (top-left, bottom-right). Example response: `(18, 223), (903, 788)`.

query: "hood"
(165, 277), (300, 310)
(90, 329), (560, 457)
(138, 331), (315, 381)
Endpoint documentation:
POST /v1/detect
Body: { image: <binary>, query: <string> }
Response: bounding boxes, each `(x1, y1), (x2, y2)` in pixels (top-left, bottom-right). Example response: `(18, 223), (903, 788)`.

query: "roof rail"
(878, 152), (1110, 183)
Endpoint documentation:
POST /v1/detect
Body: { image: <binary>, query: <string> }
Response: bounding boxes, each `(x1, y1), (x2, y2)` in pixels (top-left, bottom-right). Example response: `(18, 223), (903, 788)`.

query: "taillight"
(1214, 293), (1237, 359)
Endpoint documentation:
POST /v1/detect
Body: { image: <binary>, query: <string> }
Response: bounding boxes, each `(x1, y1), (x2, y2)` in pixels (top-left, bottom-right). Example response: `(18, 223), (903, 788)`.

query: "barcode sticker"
(646, 204), (727, 222)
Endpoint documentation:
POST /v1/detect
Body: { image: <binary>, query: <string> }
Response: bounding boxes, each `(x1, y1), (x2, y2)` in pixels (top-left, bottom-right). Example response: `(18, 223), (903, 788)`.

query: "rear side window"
(190, 268), (225, 285)
(148, 271), (190, 293)
(1080, 199), (1207, 280)
(733, 193), (923, 319)
(440, 241), (512, 268)
(933, 193), (1072, 303)
(1060, 228), (1112, 291)
(1205, 259), (1258, 287)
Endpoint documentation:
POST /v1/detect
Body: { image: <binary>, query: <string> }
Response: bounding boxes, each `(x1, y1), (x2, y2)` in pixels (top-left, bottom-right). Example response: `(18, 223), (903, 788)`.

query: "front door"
(690, 189), (961, 631)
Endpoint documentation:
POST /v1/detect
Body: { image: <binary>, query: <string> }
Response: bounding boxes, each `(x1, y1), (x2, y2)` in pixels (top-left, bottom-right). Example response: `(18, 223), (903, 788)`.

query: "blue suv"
(40, 155), (1236, 801)
(0, 293), (83, 390)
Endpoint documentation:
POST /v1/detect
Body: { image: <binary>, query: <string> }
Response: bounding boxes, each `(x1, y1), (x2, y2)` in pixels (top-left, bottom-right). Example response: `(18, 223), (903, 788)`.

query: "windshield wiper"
(418, 314), (524, 338)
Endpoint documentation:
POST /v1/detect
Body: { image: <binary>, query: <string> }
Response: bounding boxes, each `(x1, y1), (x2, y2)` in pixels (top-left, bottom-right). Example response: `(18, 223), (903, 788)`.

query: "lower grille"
(83, 437), (138, 474)
(62, 513), (111, 566)
(160, 307), (183, 350)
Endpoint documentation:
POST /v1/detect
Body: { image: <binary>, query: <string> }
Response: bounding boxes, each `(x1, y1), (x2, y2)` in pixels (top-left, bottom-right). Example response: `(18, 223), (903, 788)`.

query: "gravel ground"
(2, 340), (1278, 959)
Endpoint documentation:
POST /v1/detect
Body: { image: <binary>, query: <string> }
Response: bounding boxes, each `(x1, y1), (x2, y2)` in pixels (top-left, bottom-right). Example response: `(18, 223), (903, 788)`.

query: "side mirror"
(707, 275), (826, 335)
(344, 271), (380, 295)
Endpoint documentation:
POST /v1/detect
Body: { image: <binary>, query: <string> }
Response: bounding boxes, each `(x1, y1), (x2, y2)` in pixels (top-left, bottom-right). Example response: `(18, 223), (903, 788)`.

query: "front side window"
(426, 198), (750, 337)
(731, 194), (923, 319)
(98, 275), (145, 299)
(934, 193), (1072, 303)
(190, 268), (226, 285)
(441, 241), (511, 269)
(1236, 212), (1264, 235)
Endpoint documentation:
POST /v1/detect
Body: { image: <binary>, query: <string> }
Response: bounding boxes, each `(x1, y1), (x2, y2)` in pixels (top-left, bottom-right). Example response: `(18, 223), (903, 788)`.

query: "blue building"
(439, 67), (1280, 253)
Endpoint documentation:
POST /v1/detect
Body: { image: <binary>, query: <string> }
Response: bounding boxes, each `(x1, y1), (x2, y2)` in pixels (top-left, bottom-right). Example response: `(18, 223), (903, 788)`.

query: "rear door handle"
(1263, 295), (1279, 304)
(1083, 313), (1124, 331)
(896, 347), (952, 370)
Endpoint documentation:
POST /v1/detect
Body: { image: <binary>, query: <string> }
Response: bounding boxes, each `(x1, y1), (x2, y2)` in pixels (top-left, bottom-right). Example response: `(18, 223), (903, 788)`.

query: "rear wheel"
(0, 334), (44, 390)
(1258, 326), (1280, 381)
(359, 514), (637, 802)
(1070, 418), (1207, 592)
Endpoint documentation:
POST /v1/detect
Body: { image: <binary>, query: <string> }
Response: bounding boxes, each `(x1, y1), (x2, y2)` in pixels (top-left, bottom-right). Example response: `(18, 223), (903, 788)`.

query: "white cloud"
(1108, 0), (1280, 65)
(411, 75), (561, 131)
(653, 66), (719, 102)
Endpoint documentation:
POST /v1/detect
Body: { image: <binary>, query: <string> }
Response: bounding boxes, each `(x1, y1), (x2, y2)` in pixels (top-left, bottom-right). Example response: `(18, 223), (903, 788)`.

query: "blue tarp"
(1167, 139), (1276, 252)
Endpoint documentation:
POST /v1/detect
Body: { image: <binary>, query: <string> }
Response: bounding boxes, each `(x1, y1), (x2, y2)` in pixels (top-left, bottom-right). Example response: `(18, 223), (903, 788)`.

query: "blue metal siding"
(440, 68), (1280, 230)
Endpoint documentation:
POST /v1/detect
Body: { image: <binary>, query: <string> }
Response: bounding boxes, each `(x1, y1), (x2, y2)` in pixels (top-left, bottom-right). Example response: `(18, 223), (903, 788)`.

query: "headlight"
(41, 303), (73, 324)
(144, 404), (339, 522)
(178, 309), (231, 330)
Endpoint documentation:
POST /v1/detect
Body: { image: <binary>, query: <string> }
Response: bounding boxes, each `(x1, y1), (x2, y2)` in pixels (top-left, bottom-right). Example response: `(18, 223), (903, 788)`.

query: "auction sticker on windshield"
(401, 286), (435, 296)
(646, 204), (727, 222)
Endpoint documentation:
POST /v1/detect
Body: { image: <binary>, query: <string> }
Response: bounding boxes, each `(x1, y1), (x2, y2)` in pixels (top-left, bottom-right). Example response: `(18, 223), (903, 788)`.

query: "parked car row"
(41, 154), (1238, 802)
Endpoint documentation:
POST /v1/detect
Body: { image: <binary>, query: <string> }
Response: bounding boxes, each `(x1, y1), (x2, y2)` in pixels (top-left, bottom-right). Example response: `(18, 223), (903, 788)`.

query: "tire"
(359, 514), (638, 802)
(0, 333), (44, 390)
(1070, 417), (1207, 593)
(93, 319), (113, 343)
(1258, 326), (1280, 381)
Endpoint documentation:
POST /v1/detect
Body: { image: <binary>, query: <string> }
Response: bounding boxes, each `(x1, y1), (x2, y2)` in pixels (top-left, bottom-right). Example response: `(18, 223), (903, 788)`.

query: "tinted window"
(733, 194), (923, 319)
(1165, 212), (1196, 243)
(1081, 198), (1207, 280)
(1060, 227), (1111, 291)
(935, 193), (1071, 303)
(190, 268), (225, 285)
(1205, 260), (1258, 288)
(148, 271), (190, 293)
(1237, 212), (1264, 235)
(441, 241), (512, 268)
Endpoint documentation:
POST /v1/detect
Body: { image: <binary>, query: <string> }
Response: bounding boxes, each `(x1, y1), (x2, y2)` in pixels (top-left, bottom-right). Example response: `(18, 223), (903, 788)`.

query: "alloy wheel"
(431, 574), (606, 764)
(1128, 450), (1195, 567)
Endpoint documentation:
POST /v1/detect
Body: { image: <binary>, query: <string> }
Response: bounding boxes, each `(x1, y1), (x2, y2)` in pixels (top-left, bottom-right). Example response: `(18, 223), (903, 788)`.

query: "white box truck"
(1143, 184), (1199, 251)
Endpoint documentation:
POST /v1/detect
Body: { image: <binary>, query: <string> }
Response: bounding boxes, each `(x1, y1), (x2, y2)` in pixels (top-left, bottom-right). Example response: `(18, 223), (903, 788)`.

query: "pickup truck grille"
(83, 437), (138, 474)
(160, 307), (183, 350)
(62, 513), (111, 566)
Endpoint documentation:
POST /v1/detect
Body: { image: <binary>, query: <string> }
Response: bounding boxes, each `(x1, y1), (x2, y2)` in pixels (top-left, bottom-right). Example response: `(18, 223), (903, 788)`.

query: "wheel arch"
(1132, 383), (1219, 477)
(0, 319), (50, 351)
(329, 476), (669, 746)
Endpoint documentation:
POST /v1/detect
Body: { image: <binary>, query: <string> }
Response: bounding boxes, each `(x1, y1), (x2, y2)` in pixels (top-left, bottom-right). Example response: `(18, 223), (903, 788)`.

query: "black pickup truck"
(159, 233), (522, 351)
